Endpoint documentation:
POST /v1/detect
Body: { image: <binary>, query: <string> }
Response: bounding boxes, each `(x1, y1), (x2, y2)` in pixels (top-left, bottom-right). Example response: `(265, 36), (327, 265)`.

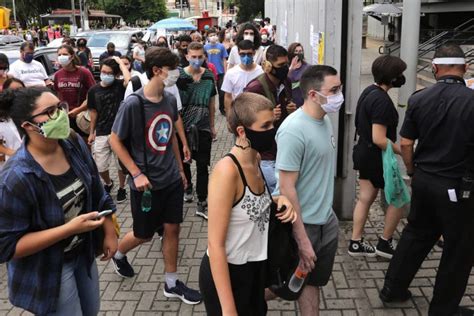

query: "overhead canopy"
(363, 2), (403, 17)
(149, 17), (197, 31)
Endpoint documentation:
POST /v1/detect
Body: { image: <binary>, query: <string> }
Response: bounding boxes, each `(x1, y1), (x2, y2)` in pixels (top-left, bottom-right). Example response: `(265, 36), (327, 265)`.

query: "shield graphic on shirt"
(147, 113), (173, 154)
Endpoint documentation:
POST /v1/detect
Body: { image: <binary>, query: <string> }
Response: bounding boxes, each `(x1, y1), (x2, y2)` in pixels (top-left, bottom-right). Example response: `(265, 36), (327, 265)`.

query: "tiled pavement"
(2, 39), (474, 315)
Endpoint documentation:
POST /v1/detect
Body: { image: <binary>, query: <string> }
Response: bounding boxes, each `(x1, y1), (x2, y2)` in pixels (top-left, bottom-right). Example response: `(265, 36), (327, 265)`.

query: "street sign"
(175, 0), (189, 9)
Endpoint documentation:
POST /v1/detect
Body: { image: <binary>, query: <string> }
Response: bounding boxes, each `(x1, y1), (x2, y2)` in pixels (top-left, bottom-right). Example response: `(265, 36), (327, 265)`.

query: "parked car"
(0, 35), (24, 46)
(86, 30), (144, 77)
(3, 46), (62, 80)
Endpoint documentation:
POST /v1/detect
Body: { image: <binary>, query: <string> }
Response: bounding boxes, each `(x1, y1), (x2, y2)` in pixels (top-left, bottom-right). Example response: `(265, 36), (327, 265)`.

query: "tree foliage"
(234, 0), (264, 23)
(103, 0), (168, 24)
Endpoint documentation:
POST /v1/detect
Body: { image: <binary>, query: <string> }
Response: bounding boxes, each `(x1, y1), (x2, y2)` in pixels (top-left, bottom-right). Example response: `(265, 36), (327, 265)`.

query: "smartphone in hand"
(96, 209), (113, 219)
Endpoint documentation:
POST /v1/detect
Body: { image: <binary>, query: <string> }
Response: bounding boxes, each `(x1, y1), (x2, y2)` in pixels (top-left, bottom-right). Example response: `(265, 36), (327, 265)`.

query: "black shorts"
(353, 142), (384, 189)
(199, 254), (267, 316)
(305, 212), (339, 287)
(130, 180), (184, 239)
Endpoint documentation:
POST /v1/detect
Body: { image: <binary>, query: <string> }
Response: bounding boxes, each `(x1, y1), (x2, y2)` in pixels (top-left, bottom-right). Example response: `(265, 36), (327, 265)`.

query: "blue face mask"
(240, 55), (254, 66)
(100, 73), (115, 86)
(189, 58), (204, 69)
(23, 53), (34, 63)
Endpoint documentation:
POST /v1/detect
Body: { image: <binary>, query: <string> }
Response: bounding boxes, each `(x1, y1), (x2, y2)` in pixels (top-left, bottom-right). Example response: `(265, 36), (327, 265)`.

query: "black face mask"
(271, 64), (289, 82)
(391, 75), (406, 88)
(180, 48), (188, 55)
(244, 127), (276, 153)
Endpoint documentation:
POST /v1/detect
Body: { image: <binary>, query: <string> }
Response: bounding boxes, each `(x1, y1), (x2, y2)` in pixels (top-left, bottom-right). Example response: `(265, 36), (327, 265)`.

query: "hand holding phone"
(96, 209), (113, 219)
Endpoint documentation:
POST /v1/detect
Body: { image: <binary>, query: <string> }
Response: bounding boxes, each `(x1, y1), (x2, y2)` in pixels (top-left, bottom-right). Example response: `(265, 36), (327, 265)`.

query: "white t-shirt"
(133, 46), (145, 59)
(227, 45), (265, 67)
(221, 64), (264, 99)
(9, 60), (48, 87)
(124, 73), (182, 111)
(0, 119), (22, 169)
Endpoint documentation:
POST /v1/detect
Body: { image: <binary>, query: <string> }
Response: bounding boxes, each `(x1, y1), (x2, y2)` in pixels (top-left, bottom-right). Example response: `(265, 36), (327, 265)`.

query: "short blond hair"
(227, 92), (274, 136)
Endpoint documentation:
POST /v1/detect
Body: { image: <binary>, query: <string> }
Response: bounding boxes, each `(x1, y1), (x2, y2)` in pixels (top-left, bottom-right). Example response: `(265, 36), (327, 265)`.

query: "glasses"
(319, 84), (344, 94)
(29, 102), (68, 121)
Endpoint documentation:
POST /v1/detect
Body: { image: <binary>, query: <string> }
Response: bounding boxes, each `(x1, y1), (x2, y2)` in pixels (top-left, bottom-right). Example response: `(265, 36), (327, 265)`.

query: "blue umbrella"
(149, 17), (197, 31)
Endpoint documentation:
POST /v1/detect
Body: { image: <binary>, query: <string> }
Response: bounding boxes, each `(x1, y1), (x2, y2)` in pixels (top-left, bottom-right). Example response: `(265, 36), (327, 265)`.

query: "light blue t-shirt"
(274, 108), (336, 225)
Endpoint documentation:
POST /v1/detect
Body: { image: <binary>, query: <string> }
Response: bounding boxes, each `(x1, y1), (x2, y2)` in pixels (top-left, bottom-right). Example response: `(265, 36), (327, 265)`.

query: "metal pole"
(398, 1), (421, 111)
(219, 0), (223, 27)
(79, 0), (83, 30)
(70, 0), (77, 35)
(12, 0), (17, 22)
(180, 0), (183, 18)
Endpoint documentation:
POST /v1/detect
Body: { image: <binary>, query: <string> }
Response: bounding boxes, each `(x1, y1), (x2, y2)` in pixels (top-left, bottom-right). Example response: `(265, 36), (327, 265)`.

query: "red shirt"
(207, 62), (218, 81)
(54, 67), (96, 110)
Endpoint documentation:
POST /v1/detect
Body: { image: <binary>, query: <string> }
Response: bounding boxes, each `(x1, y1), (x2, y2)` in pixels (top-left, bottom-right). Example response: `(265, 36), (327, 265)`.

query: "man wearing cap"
(379, 43), (474, 316)
(260, 28), (273, 47)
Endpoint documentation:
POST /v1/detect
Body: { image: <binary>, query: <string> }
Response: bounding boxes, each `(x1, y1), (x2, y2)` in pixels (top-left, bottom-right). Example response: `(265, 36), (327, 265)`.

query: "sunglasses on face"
(29, 102), (68, 121)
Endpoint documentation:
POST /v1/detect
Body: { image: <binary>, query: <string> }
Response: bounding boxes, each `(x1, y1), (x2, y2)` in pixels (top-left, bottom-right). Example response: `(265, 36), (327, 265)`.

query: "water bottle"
(141, 189), (152, 212)
(288, 266), (308, 293)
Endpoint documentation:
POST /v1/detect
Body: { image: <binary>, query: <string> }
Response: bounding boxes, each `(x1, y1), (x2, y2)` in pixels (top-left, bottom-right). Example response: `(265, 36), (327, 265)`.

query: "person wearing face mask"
(263, 17), (274, 41)
(199, 92), (297, 315)
(177, 34), (192, 68)
(380, 44), (474, 316)
(53, 45), (96, 138)
(227, 23), (265, 69)
(222, 40), (264, 114)
(8, 42), (52, 87)
(274, 65), (342, 316)
(349, 55), (407, 259)
(220, 29), (234, 55)
(110, 47), (202, 305)
(288, 42), (311, 107)
(0, 53), (10, 91)
(244, 45), (297, 192)
(87, 57), (130, 203)
(176, 42), (217, 219)
(0, 87), (117, 315)
(155, 35), (169, 48)
(260, 28), (273, 47)
(204, 28), (229, 116)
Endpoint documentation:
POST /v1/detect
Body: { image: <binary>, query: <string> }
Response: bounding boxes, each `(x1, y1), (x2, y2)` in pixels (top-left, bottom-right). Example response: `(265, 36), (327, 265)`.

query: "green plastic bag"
(382, 141), (411, 208)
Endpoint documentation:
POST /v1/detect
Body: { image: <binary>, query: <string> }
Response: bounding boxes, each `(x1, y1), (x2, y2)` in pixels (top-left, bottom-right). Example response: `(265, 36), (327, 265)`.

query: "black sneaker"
(376, 237), (396, 259)
(164, 280), (202, 305)
(104, 181), (114, 194)
(184, 188), (194, 203)
(112, 256), (135, 278)
(348, 238), (376, 257)
(117, 187), (127, 203)
(379, 286), (412, 303)
(196, 201), (208, 220)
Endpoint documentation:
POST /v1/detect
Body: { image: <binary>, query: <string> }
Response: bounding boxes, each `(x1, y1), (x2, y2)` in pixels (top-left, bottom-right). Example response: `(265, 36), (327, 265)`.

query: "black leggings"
(199, 254), (267, 316)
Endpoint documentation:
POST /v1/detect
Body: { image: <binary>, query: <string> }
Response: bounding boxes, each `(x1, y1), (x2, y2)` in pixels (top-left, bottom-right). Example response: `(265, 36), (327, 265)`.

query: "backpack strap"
(131, 76), (142, 92)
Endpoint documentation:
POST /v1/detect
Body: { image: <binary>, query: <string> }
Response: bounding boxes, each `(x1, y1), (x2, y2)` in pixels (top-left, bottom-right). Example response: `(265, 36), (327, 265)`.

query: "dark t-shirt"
(49, 167), (86, 253)
(355, 84), (398, 144)
(112, 89), (180, 190)
(88, 80), (126, 136)
(400, 76), (474, 178)
(177, 68), (216, 131)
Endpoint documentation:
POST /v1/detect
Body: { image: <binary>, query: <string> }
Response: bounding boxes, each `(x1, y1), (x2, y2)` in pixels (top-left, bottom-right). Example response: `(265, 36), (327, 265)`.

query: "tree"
(103, 0), (167, 25)
(234, 0), (264, 23)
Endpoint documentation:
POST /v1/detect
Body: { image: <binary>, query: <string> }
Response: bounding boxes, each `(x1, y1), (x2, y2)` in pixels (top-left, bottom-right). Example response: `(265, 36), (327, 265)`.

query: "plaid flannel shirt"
(0, 136), (115, 315)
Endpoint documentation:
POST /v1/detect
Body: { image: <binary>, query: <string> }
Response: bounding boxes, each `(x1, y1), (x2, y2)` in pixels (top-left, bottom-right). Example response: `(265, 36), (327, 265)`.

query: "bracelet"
(132, 171), (143, 179)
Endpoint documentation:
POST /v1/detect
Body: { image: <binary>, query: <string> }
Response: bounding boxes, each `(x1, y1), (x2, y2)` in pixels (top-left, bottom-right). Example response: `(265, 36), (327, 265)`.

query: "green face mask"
(35, 109), (70, 139)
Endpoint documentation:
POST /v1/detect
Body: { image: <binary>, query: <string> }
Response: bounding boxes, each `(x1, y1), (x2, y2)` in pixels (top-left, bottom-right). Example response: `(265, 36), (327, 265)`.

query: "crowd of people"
(0, 16), (473, 316)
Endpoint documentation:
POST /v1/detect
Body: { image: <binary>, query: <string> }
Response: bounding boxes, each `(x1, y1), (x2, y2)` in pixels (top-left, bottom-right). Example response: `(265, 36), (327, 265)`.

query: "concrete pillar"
(333, 0), (363, 220)
(397, 0), (421, 109)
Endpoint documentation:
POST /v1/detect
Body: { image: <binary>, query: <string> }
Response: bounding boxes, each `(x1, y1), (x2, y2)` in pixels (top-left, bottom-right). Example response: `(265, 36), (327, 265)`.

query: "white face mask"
(243, 34), (254, 42)
(317, 91), (344, 113)
(261, 34), (268, 41)
(57, 55), (71, 66)
(163, 69), (180, 87)
(209, 35), (218, 43)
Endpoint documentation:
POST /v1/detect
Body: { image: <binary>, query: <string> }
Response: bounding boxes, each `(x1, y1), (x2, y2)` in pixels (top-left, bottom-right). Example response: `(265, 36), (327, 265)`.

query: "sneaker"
(184, 190), (194, 203)
(348, 238), (376, 257)
(164, 280), (202, 305)
(117, 187), (127, 204)
(196, 201), (208, 220)
(375, 237), (396, 259)
(112, 256), (135, 278)
(379, 286), (412, 303)
(156, 225), (164, 241)
(104, 181), (114, 194)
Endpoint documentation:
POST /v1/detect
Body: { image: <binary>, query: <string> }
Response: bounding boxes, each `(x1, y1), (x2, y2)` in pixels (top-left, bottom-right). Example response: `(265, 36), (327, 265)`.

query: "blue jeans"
(47, 253), (100, 316)
(260, 160), (276, 194)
